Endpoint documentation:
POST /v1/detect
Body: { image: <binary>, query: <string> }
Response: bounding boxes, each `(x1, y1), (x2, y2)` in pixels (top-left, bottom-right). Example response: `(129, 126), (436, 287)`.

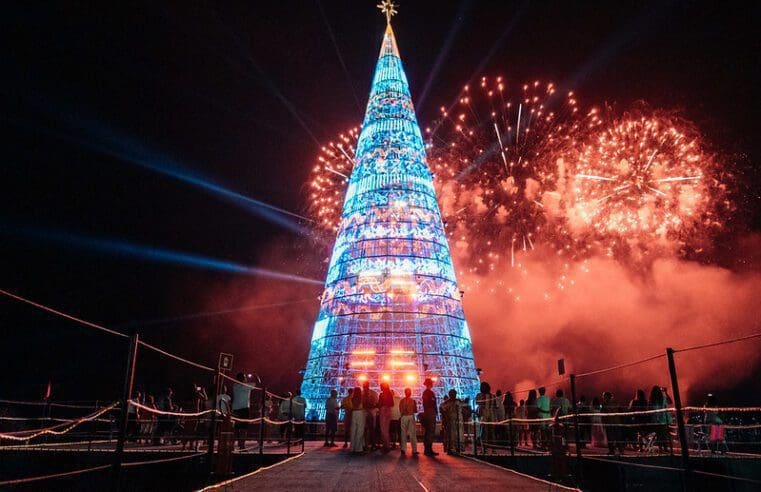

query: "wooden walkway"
(207, 443), (574, 491)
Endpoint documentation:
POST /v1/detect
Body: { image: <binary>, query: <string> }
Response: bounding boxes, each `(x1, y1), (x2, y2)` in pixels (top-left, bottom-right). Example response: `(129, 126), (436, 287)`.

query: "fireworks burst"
(425, 77), (599, 273)
(554, 107), (731, 262)
(305, 85), (734, 300)
(308, 127), (360, 232)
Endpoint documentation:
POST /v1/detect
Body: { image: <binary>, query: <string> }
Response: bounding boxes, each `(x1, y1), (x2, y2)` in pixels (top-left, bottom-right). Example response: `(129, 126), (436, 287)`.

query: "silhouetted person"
(378, 382), (394, 452)
(350, 387), (365, 454)
(421, 378), (438, 456)
(649, 385), (673, 454)
(602, 391), (624, 455)
(526, 389), (539, 448)
(232, 373), (252, 451)
(628, 389), (648, 450)
(324, 389), (339, 447)
(340, 388), (353, 448)
(361, 381), (378, 451)
(155, 387), (174, 445)
(399, 387), (418, 455)
(551, 389), (571, 417)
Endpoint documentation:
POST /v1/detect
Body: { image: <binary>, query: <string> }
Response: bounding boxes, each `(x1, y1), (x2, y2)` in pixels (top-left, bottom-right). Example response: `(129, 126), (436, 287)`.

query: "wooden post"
(207, 371), (221, 475)
(472, 409), (477, 457)
(666, 348), (691, 483)
(287, 396), (293, 456)
(259, 386), (267, 456)
(569, 374), (583, 479)
(112, 333), (138, 492)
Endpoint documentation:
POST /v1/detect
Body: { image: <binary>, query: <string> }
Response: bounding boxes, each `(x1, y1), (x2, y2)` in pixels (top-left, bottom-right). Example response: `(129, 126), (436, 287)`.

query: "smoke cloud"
(462, 241), (761, 403)
(199, 235), (761, 405)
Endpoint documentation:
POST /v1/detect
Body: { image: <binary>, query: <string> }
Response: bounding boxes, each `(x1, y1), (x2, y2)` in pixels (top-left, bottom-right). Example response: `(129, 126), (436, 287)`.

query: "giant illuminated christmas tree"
(301, 2), (480, 415)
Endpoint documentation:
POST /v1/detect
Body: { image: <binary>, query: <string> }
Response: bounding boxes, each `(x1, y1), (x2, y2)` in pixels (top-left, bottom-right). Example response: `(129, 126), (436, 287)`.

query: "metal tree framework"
(301, 12), (480, 416)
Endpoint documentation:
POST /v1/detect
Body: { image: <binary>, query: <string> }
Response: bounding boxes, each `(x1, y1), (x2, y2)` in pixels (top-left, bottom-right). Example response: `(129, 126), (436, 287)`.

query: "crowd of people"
(124, 375), (735, 458)
(126, 372), (307, 451)
(327, 378), (447, 456)
(473, 382), (678, 455)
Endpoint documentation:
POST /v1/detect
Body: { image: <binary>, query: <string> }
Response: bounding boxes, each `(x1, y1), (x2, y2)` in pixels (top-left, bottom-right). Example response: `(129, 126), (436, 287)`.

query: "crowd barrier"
(2, 287), (760, 490)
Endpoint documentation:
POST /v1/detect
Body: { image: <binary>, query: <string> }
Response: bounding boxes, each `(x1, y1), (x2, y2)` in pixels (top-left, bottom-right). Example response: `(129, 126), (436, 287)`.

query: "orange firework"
(555, 107), (731, 261)
(425, 77), (599, 272)
(308, 127), (359, 233)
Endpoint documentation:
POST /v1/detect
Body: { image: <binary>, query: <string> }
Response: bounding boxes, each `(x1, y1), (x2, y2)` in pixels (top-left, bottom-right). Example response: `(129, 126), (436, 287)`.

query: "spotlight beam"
(1, 223), (324, 286)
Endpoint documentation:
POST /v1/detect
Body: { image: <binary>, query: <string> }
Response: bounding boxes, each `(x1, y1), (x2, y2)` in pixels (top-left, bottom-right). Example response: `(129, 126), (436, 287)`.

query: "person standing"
(576, 395), (590, 449)
(378, 382), (394, 452)
(361, 381), (378, 451)
(155, 387), (174, 445)
(350, 387), (365, 454)
(590, 396), (607, 449)
(390, 391), (401, 449)
(421, 378), (439, 456)
(324, 390), (339, 447)
(649, 385), (673, 454)
(536, 387), (551, 449)
(278, 392), (292, 442)
(516, 399), (528, 446)
(476, 382), (495, 446)
(441, 389), (465, 454)
(526, 389), (539, 448)
(232, 373), (252, 451)
(340, 388), (354, 448)
(551, 389), (571, 417)
(494, 389), (506, 442)
(292, 390), (307, 440)
(628, 389), (648, 450)
(504, 391), (516, 446)
(603, 391), (624, 455)
(399, 388), (418, 455)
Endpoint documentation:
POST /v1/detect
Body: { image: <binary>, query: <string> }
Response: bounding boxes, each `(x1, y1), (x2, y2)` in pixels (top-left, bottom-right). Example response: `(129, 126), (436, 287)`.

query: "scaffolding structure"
(301, 20), (480, 417)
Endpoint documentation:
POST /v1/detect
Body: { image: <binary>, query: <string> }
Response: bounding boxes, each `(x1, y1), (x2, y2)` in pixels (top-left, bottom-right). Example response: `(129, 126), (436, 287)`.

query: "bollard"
(112, 333), (138, 492)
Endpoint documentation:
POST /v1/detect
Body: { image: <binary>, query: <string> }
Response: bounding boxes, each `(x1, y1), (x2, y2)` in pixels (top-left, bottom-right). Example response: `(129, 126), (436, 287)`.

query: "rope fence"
(2, 287), (760, 490)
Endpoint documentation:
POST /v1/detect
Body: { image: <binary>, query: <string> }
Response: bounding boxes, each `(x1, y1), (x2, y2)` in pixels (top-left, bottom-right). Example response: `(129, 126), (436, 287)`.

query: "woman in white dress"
(590, 396), (608, 448)
(350, 387), (366, 453)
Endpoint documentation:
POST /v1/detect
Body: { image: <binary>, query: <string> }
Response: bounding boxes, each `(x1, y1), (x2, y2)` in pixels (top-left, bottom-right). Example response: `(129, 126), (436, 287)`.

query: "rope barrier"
(674, 330), (761, 353)
(511, 379), (567, 395)
(50, 402), (101, 409)
(575, 353), (666, 378)
(0, 399), (99, 409)
(121, 451), (205, 468)
(583, 456), (761, 485)
(0, 289), (128, 338)
(117, 298), (315, 328)
(229, 416), (263, 424)
(0, 288), (218, 374)
(691, 470), (761, 485)
(127, 400), (218, 418)
(683, 406), (761, 413)
(219, 372), (263, 391)
(197, 452), (305, 491)
(137, 341), (215, 372)
(0, 403), (117, 441)
(0, 464), (112, 487)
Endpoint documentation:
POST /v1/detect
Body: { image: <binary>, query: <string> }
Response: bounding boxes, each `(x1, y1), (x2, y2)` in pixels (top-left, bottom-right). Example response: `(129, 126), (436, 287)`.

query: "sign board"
(218, 353), (234, 372)
(557, 358), (565, 376)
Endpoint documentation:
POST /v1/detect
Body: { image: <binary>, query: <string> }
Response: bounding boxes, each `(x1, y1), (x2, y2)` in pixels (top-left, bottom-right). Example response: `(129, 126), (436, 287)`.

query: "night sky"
(2, 1), (759, 403)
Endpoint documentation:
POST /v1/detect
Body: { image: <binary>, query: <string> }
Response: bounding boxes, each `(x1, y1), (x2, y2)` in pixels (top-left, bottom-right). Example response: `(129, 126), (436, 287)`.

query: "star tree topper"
(377, 0), (398, 24)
